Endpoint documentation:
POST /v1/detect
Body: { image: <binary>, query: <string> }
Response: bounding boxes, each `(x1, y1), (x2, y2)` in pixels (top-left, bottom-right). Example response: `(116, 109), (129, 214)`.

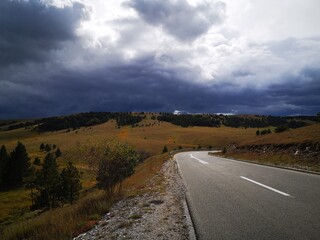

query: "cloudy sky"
(1, 0), (319, 119)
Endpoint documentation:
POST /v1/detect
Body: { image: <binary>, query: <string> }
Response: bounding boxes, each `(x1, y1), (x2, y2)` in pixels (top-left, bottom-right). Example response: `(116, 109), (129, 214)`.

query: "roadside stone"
(73, 158), (192, 240)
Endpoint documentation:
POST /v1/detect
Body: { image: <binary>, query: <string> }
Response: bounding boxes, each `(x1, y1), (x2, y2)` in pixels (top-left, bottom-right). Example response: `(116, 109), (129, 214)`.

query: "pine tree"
(55, 148), (62, 158)
(0, 145), (9, 186)
(60, 162), (81, 204)
(40, 143), (45, 151)
(162, 146), (168, 153)
(32, 153), (60, 209)
(33, 157), (41, 166)
(5, 142), (31, 188)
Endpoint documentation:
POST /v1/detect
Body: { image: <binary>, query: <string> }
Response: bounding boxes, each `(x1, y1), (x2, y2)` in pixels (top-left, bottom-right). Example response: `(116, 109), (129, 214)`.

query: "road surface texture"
(175, 151), (320, 240)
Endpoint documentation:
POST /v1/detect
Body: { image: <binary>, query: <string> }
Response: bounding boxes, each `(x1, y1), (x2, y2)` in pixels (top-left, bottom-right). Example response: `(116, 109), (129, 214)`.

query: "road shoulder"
(74, 158), (194, 239)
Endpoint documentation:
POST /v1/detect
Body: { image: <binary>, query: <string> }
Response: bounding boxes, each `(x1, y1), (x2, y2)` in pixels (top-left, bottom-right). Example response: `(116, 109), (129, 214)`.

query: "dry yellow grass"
(0, 118), (262, 157)
(238, 124), (320, 146)
(1, 189), (114, 240)
(122, 153), (169, 196)
(0, 190), (31, 225)
(0, 116), (318, 229)
(0, 153), (169, 240)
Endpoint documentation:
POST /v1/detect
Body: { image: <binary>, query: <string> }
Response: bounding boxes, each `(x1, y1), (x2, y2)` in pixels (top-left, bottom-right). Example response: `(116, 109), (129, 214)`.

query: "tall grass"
(1, 190), (114, 240)
(1, 154), (169, 240)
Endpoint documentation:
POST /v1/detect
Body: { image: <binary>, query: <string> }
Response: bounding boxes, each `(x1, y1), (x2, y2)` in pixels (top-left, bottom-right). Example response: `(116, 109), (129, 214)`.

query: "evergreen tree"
(5, 142), (31, 188)
(40, 143), (45, 151)
(52, 144), (57, 149)
(59, 162), (81, 204)
(55, 148), (62, 158)
(33, 157), (41, 166)
(32, 153), (60, 209)
(256, 130), (261, 136)
(0, 145), (9, 186)
(162, 146), (168, 153)
(274, 125), (289, 133)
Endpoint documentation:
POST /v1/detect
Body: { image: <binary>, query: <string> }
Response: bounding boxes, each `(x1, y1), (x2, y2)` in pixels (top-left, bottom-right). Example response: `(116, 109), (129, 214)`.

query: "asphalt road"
(175, 151), (320, 240)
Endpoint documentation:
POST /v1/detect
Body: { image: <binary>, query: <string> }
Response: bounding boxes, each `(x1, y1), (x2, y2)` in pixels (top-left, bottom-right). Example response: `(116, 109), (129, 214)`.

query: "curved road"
(175, 151), (320, 240)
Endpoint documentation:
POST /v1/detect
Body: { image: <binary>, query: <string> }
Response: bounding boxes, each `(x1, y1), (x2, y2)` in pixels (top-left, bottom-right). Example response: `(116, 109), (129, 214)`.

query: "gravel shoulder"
(74, 158), (194, 240)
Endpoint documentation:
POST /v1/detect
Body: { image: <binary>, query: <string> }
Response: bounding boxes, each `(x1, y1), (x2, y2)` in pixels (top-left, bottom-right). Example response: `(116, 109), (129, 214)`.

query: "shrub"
(33, 157), (41, 166)
(60, 162), (82, 204)
(96, 142), (138, 194)
(162, 146), (168, 153)
(274, 125), (289, 133)
(55, 148), (62, 158)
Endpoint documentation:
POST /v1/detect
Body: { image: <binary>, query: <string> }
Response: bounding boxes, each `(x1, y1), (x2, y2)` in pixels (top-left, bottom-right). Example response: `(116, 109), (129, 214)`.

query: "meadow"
(0, 114), (319, 239)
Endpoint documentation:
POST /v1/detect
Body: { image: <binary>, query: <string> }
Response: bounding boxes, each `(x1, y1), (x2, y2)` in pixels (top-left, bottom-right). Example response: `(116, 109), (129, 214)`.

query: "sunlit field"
(0, 114), (319, 238)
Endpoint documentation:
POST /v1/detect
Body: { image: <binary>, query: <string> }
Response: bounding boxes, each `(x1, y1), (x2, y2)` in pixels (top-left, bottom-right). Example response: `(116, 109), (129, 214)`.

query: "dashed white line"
(240, 176), (292, 197)
(190, 154), (209, 165)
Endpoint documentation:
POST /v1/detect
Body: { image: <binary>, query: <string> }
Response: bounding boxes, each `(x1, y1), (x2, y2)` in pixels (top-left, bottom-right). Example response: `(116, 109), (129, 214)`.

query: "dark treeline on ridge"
(0, 112), (318, 133)
(157, 114), (221, 128)
(3, 112), (145, 132)
(157, 113), (318, 129)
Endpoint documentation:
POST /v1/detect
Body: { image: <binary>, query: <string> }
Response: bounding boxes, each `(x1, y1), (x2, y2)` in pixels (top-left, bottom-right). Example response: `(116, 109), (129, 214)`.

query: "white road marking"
(190, 154), (209, 165)
(240, 176), (291, 197)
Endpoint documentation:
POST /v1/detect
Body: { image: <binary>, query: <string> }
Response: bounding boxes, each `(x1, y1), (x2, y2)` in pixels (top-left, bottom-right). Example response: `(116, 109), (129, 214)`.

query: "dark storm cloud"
(125, 0), (226, 41)
(0, 0), (88, 66)
(1, 56), (319, 119)
(265, 68), (320, 111)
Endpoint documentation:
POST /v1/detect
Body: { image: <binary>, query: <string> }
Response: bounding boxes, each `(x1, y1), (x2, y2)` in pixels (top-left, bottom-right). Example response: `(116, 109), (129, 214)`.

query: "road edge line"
(174, 157), (198, 240)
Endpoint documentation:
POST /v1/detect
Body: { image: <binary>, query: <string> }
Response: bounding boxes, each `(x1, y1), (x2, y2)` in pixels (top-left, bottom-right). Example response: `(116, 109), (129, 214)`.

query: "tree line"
(2, 112), (145, 132)
(157, 114), (220, 128)
(2, 112), (316, 132)
(157, 113), (313, 129)
(35, 112), (144, 132)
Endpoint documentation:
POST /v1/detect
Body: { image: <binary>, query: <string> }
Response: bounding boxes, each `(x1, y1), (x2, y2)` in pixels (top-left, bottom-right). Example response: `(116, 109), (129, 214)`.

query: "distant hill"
(0, 112), (318, 133)
(1, 112), (146, 132)
(157, 113), (317, 129)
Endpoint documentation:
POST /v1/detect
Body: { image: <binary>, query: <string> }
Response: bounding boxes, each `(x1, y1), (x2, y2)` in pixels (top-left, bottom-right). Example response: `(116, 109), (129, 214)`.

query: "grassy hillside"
(0, 113), (319, 238)
(237, 124), (320, 146)
(219, 124), (320, 172)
